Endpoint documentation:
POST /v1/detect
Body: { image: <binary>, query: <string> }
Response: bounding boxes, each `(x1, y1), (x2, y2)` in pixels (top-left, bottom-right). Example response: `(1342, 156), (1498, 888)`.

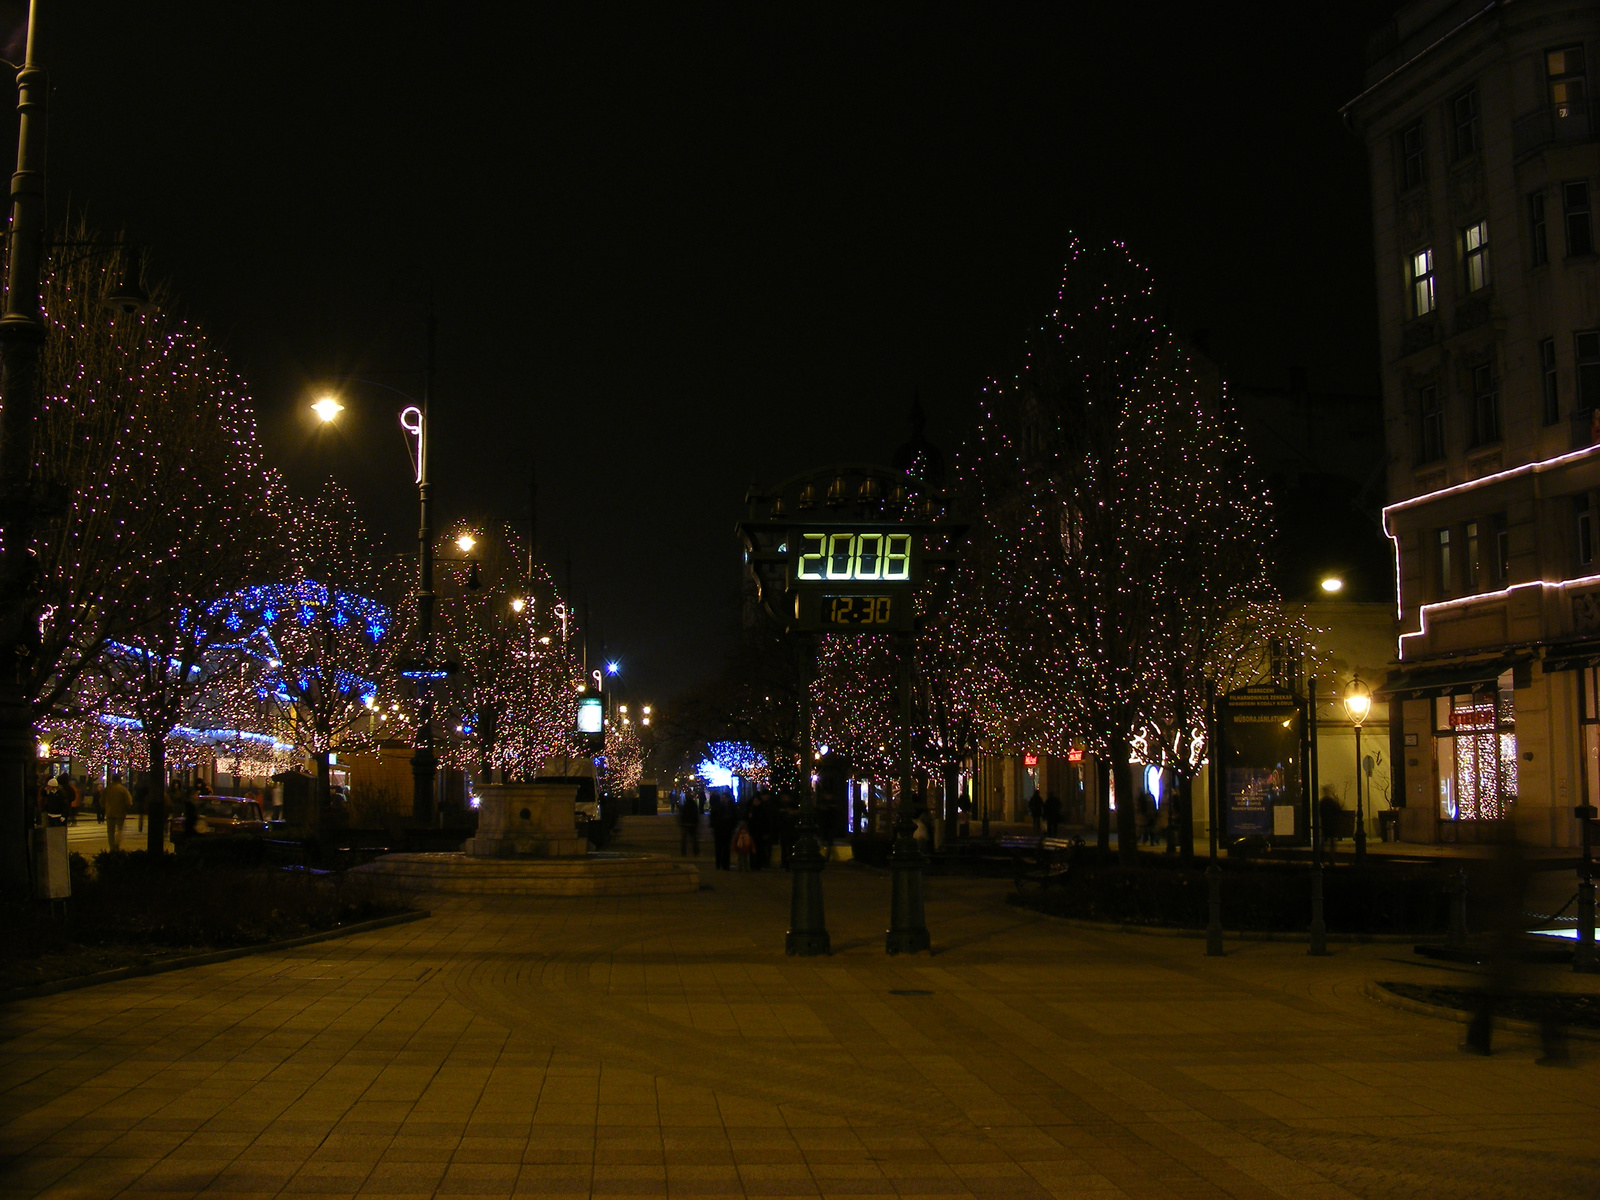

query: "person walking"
(747, 791), (771, 870)
(101, 772), (132, 852)
(1027, 788), (1044, 834)
(678, 790), (701, 857)
(1319, 786), (1343, 853)
(733, 819), (753, 871)
(59, 774), (80, 825)
(39, 776), (68, 826)
(1044, 791), (1062, 837)
(1137, 792), (1157, 845)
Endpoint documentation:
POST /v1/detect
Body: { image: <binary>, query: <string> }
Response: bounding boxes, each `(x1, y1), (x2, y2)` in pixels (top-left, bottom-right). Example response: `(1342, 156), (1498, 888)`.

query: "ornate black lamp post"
(1344, 674), (1371, 865)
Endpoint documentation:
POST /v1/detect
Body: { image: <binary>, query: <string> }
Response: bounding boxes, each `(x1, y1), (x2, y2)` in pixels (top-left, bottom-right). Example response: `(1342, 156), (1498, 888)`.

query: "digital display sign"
(576, 695), (603, 735)
(821, 596), (894, 626)
(795, 531), (912, 582)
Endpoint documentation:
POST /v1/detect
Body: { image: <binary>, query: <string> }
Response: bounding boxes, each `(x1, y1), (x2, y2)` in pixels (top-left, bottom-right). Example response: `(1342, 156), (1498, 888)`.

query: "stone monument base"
(465, 780), (588, 858)
(353, 851), (698, 896)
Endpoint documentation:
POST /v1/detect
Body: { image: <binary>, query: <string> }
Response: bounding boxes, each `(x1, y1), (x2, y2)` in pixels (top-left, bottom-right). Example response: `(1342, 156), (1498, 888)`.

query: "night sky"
(13, 2), (1399, 701)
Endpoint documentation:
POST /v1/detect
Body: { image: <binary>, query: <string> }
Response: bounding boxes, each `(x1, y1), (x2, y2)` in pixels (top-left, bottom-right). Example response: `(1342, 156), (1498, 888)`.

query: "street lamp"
(1344, 674), (1371, 863)
(309, 322), (442, 825)
(455, 533), (476, 554)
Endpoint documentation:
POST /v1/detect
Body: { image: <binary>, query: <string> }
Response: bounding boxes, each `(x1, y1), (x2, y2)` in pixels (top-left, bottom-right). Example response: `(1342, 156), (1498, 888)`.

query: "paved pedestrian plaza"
(2, 822), (1597, 1200)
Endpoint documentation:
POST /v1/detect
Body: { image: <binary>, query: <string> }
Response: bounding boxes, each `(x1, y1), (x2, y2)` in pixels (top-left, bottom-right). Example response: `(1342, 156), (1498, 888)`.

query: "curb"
(1360, 980), (1600, 1042)
(1, 909), (430, 1004)
(1013, 904), (1422, 943)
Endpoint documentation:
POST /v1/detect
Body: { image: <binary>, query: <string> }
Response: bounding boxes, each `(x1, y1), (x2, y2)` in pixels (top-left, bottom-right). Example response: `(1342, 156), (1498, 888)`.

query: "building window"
(1576, 331), (1600, 412)
(1491, 513), (1509, 583)
(1470, 362), (1499, 446)
(1400, 121), (1425, 190)
(1541, 337), (1560, 424)
(1433, 681), (1516, 822)
(1566, 181), (1594, 256)
(1530, 192), (1548, 266)
(1579, 494), (1595, 567)
(1462, 220), (1490, 290)
(1465, 520), (1481, 591)
(1547, 46), (1587, 120)
(1409, 248), (1436, 316)
(1419, 385), (1443, 461)
(1437, 527), (1453, 596)
(1451, 87), (1480, 159)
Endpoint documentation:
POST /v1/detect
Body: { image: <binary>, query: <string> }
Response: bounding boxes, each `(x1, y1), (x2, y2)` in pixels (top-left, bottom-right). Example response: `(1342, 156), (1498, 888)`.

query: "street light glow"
(510, 597), (526, 613)
(1344, 676), (1372, 727)
(606, 661), (620, 675)
(1320, 576), (1344, 594)
(312, 396), (344, 423)
(455, 533), (476, 553)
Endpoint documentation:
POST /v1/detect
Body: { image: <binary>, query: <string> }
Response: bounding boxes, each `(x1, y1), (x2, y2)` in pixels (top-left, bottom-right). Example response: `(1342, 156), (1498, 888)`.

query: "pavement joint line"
(0, 910), (431, 1005)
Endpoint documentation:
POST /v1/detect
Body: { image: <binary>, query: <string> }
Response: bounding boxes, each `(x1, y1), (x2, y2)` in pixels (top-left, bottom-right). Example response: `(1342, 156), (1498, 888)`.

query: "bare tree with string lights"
(957, 240), (1277, 864)
(213, 481), (398, 830)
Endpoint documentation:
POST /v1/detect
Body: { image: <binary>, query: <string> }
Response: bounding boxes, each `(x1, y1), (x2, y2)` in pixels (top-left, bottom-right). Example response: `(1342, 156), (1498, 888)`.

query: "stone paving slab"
(1, 825), (1596, 1199)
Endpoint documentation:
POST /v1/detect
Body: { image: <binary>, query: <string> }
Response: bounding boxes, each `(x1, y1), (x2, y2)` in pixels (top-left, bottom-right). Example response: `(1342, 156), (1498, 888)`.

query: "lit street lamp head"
(312, 396), (344, 423)
(1344, 675), (1372, 727)
(455, 533), (476, 553)
(1320, 575), (1344, 594)
(510, 597), (526, 614)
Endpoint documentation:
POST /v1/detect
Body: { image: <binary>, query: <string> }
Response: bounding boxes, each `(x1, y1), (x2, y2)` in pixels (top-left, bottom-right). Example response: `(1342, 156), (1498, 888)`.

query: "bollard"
(785, 805), (830, 956)
(885, 811), (930, 955)
(1205, 859), (1224, 957)
(1448, 865), (1469, 949)
(1308, 863), (1328, 956)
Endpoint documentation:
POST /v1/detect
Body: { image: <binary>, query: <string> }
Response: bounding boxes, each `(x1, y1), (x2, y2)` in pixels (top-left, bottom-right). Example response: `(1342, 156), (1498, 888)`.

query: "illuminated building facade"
(1345, 0), (1598, 845)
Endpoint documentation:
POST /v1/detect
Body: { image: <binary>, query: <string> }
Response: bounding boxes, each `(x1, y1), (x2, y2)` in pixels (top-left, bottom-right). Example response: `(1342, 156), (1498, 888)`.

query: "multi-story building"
(1344, 0), (1598, 845)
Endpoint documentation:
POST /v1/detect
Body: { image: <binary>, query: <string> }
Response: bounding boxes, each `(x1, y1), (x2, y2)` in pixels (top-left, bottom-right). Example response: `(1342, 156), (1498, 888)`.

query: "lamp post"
(0, 0), (46, 896)
(311, 315), (440, 824)
(1344, 675), (1371, 865)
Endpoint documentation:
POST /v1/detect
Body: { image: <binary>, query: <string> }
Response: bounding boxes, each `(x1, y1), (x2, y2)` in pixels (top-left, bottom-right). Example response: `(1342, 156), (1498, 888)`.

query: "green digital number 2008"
(797, 532), (911, 581)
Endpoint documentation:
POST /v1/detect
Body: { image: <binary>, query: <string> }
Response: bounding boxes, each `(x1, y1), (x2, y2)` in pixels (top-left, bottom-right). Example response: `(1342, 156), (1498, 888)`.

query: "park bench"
(1006, 835), (1085, 894)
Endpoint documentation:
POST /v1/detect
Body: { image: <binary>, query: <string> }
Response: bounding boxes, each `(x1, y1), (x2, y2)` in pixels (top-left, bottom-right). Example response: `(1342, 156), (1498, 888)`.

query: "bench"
(1008, 835), (1085, 894)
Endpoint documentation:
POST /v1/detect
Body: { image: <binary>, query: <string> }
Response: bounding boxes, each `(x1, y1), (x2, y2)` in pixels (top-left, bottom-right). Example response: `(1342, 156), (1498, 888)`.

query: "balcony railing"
(1514, 99), (1594, 159)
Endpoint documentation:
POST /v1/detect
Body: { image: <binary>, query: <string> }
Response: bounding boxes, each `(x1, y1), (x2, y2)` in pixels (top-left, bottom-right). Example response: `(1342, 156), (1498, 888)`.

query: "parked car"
(168, 795), (269, 839)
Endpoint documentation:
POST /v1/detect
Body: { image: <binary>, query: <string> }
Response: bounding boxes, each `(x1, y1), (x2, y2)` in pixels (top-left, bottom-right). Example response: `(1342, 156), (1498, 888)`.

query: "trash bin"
(1379, 809), (1400, 843)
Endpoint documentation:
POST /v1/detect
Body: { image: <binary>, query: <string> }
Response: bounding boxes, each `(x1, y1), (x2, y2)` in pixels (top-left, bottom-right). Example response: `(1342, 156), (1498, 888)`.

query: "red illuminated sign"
(1023, 754), (1038, 767)
(1067, 749), (1084, 763)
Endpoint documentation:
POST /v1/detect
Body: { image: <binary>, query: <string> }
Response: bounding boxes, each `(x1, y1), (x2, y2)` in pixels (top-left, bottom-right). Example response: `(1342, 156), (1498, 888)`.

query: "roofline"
(1339, 0), (1501, 123)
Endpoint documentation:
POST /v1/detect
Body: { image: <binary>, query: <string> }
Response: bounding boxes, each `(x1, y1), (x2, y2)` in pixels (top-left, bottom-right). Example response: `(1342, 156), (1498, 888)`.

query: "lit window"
(1437, 527), (1453, 596)
(1451, 86), (1480, 159)
(1409, 248), (1436, 316)
(1541, 337), (1559, 425)
(1465, 520), (1480, 591)
(1547, 46), (1587, 118)
(1399, 121), (1424, 190)
(1565, 181), (1593, 257)
(1470, 362), (1499, 446)
(1529, 192), (1548, 266)
(1577, 330), (1600, 410)
(1419, 385), (1444, 462)
(1463, 220), (1489, 291)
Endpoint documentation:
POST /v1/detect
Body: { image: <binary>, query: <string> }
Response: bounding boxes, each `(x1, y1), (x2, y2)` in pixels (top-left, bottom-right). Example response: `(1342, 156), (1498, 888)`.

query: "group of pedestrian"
(1026, 789), (1064, 836)
(675, 787), (793, 871)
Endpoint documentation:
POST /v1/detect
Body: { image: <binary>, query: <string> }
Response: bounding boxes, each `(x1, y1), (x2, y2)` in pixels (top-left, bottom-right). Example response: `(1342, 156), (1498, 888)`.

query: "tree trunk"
(146, 733), (166, 855)
(1111, 734), (1138, 866)
(1178, 771), (1195, 863)
(1096, 758), (1110, 853)
(313, 750), (330, 837)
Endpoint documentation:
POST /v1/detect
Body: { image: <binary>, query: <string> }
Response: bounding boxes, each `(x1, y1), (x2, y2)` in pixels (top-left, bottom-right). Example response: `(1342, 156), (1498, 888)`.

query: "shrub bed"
(1, 850), (411, 991)
(1008, 853), (1459, 934)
